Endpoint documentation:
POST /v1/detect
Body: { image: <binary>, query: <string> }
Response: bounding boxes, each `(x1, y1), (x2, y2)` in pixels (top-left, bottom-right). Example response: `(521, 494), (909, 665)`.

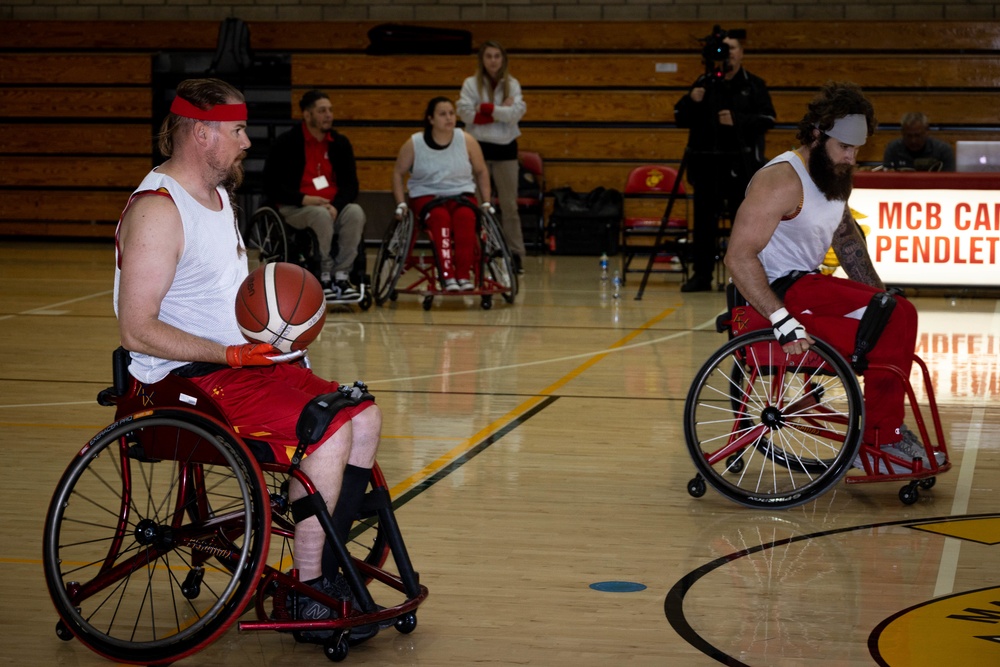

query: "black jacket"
(263, 124), (360, 212)
(674, 67), (776, 184)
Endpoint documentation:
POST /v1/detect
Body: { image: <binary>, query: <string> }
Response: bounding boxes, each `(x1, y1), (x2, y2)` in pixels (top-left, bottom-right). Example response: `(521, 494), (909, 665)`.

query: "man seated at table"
(882, 112), (955, 172)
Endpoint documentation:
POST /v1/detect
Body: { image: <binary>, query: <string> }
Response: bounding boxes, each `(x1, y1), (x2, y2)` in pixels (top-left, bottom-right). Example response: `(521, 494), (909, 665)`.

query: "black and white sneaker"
(332, 280), (360, 299)
(320, 274), (336, 300)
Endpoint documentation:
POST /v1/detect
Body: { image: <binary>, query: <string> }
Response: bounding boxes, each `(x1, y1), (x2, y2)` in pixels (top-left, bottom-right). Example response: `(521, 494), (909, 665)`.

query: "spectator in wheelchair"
(724, 81), (943, 473)
(115, 78), (383, 634)
(457, 40), (528, 275)
(392, 96), (493, 291)
(263, 89), (366, 301)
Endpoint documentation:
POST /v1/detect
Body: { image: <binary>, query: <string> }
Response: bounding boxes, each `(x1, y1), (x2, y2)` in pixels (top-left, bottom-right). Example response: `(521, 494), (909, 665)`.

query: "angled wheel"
(480, 210), (517, 304)
(43, 409), (270, 665)
(373, 212), (413, 306)
(246, 206), (289, 265)
(684, 330), (863, 509)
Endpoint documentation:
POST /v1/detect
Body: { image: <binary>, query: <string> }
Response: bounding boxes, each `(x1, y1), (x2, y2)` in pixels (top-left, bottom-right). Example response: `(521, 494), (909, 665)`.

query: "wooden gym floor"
(1, 240), (998, 666)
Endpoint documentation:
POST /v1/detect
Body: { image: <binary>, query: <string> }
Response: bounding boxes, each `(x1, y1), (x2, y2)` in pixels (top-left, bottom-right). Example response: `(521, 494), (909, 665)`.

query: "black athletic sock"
(321, 464), (372, 578)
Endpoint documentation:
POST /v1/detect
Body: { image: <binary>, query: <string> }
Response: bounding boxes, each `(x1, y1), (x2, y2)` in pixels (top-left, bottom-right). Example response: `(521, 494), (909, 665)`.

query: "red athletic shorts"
(185, 363), (373, 466)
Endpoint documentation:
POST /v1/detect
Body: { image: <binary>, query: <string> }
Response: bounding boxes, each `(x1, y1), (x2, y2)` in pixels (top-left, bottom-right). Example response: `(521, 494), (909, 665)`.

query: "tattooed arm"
(831, 205), (884, 290)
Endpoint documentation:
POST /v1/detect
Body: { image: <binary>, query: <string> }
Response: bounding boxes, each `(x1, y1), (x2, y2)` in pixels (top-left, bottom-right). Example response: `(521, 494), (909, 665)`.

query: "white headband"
(822, 114), (868, 146)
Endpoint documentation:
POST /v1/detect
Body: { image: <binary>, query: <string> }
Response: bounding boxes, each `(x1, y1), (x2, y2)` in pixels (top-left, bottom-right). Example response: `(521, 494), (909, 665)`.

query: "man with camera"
(674, 27), (776, 292)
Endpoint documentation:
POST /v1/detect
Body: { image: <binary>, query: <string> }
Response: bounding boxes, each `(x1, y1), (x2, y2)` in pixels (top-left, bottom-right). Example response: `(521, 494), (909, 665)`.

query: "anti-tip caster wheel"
(422, 295), (433, 311)
(395, 612), (418, 634)
(687, 475), (706, 498)
(918, 477), (936, 490)
(899, 482), (920, 505)
(481, 295), (493, 310)
(360, 291), (373, 311)
(324, 635), (349, 662)
(726, 454), (744, 474)
(55, 619), (73, 641)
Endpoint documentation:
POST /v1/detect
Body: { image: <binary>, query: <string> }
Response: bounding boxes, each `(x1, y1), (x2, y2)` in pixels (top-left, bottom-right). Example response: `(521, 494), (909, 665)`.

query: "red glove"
(225, 343), (303, 368)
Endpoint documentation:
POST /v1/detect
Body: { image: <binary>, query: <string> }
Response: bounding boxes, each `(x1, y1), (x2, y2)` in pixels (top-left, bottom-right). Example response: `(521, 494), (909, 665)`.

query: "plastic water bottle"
(600, 252), (609, 282)
(611, 270), (622, 299)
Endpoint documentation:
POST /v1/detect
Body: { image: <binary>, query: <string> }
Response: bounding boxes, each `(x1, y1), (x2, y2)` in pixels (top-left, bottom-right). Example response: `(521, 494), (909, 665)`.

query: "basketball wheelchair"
(684, 284), (950, 509)
(245, 205), (374, 310)
(43, 348), (427, 665)
(372, 195), (518, 311)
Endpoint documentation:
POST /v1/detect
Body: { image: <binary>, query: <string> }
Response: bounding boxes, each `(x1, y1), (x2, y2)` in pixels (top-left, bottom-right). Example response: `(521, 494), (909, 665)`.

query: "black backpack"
(208, 17), (253, 75)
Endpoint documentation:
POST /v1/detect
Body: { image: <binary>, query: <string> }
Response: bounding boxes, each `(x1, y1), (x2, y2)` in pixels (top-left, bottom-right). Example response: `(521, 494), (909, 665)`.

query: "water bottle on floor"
(612, 270), (622, 299)
(600, 253), (609, 282)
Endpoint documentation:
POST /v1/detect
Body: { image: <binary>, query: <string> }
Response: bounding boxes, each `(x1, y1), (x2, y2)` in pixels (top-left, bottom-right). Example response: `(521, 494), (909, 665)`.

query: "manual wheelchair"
(684, 284), (950, 509)
(245, 205), (373, 310)
(372, 195), (518, 311)
(43, 348), (427, 665)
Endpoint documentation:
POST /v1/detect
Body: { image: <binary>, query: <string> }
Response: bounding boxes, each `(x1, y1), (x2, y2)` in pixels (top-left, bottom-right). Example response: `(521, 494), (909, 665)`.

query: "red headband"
(170, 96), (247, 122)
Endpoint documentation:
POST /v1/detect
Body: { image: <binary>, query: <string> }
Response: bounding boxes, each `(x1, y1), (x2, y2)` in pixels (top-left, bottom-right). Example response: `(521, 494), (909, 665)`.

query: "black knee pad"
(851, 292), (896, 372)
(295, 382), (375, 447)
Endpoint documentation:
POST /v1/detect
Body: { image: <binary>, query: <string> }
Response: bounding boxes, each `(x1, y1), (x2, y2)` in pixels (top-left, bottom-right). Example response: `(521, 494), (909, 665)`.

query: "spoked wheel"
(480, 210), (517, 304)
(246, 206), (289, 265)
(373, 212), (413, 306)
(684, 330), (864, 509)
(43, 409), (270, 665)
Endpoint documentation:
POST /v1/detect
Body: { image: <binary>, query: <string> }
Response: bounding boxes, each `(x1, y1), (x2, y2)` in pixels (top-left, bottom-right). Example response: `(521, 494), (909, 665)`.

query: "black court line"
(664, 512), (1000, 667)
(386, 394), (559, 513)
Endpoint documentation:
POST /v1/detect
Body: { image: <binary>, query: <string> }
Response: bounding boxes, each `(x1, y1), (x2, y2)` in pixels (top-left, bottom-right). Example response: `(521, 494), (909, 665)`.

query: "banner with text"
(848, 187), (1000, 286)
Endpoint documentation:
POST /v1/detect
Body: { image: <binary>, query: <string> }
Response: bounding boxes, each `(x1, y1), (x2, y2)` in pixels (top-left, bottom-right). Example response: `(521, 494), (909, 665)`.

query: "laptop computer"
(955, 141), (1000, 172)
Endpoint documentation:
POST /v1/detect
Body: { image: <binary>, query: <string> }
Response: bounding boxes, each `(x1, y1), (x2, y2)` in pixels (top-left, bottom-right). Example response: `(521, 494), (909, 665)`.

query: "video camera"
(699, 25), (746, 82)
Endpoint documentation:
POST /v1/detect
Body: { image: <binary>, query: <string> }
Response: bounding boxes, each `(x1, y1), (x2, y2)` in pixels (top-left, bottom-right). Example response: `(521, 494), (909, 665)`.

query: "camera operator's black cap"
(726, 27), (747, 40)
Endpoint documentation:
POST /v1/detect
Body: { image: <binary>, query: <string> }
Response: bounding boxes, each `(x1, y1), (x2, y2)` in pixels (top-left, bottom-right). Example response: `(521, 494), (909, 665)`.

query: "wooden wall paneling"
(0, 54), (151, 85)
(0, 157), (151, 188)
(0, 88), (150, 119)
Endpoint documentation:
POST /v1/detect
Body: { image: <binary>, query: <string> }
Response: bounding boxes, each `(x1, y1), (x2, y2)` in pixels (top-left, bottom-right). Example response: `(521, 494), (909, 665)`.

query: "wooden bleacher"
(2, 20), (1000, 238)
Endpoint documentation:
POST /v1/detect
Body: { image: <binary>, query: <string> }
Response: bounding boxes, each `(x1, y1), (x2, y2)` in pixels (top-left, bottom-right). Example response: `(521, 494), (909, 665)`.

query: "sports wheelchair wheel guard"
(684, 330), (864, 509)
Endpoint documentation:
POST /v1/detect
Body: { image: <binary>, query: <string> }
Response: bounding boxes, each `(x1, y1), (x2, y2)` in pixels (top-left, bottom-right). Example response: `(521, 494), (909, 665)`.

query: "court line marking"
(0, 289), (113, 322)
(931, 292), (999, 597)
(0, 314), (716, 411)
(370, 313), (717, 387)
(932, 408), (983, 598)
(388, 307), (696, 497)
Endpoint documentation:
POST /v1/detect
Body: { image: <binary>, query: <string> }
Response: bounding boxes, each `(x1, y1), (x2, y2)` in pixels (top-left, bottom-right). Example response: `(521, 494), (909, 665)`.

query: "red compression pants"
(782, 273), (918, 446)
(412, 195), (478, 281)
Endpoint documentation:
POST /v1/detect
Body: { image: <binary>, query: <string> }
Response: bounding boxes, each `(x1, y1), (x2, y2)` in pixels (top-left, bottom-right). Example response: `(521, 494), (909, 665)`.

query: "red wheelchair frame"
(372, 195), (518, 311)
(684, 285), (950, 508)
(43, 350), (428, 664)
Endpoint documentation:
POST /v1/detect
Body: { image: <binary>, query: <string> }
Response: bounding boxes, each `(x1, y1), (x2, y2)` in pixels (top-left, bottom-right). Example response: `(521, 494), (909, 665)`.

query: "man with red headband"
(114, 78), (384, 641)
(725, 81), (941, 473)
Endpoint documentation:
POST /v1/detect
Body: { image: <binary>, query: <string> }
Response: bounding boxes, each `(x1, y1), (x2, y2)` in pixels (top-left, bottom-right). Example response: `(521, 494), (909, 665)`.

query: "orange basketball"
(234, 262), (326, 353)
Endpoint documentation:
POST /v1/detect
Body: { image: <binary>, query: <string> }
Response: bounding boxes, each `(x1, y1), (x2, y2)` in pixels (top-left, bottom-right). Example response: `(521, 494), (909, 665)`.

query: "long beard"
(809, 142), (854, 201)
(221, 159), (245, 194)
(210, 149), (245, 194)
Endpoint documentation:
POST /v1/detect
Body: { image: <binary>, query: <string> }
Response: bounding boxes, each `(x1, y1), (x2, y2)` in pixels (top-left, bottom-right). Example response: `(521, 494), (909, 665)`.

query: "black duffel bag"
(547, 186), (623, 255)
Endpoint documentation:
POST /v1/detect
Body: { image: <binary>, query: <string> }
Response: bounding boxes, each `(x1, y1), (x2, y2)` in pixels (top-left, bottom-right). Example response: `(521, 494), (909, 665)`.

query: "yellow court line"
(388, 307), (677, 498)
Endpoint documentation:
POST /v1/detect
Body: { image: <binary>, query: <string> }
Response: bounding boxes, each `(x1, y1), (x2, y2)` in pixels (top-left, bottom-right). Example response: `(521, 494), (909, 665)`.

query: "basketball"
(234, 262), (327, 353)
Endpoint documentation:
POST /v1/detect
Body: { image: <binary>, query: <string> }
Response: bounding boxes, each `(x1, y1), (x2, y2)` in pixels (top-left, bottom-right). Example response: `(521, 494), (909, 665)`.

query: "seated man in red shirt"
(264, 90), (366, 301)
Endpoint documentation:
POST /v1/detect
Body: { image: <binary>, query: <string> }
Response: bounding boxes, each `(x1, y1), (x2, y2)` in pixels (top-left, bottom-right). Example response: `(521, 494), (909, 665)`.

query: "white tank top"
(406, 130), (475, 199)
(113, 169), (248, 384)
(755, 150), (849, 284)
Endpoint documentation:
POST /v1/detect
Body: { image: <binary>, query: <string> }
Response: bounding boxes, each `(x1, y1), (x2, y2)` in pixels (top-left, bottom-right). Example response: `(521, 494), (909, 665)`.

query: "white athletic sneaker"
(894, 423), (946, 466)
(443, 278), (460, 292)
(457, 278), (475, 291)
